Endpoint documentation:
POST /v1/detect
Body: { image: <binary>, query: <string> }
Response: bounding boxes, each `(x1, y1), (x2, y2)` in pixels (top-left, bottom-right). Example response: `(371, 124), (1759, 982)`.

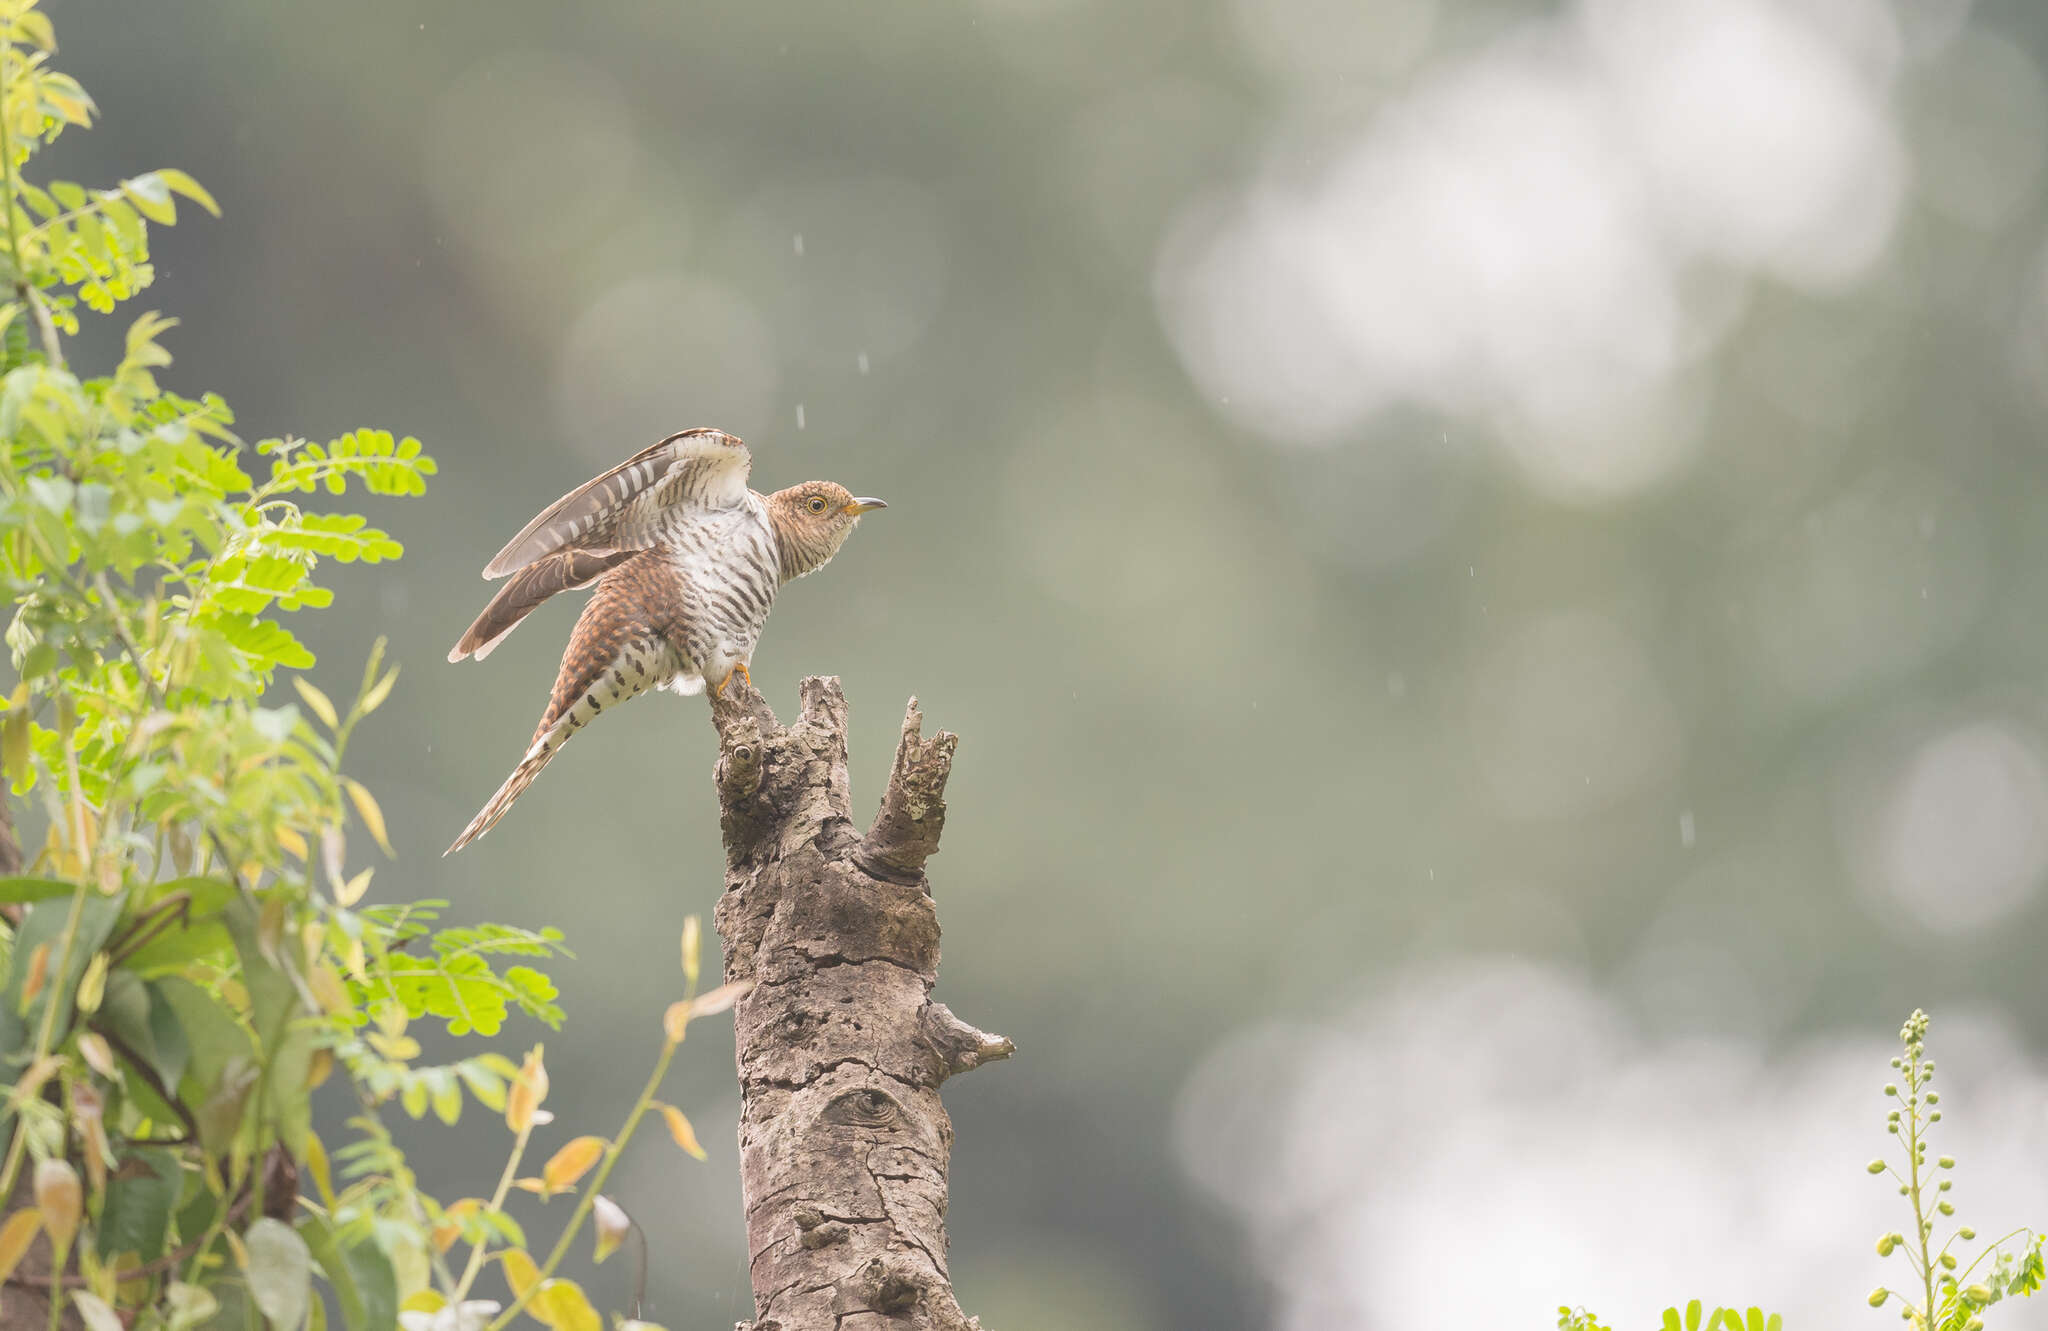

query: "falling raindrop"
(793, 233), (805, 256)
(1679, 810), (1695, 849)
(796, 403), (806, 430)
(857, 351), (870, 375)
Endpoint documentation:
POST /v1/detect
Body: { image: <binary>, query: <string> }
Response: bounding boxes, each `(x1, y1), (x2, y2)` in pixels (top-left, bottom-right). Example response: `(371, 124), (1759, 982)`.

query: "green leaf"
(123, 917), (234, 974)
(1662, 1312), (1682, 1331)
(1687, 1301), (1703, 1331)
(96, 1147), (180, 1262)
(299, 1213), (398, 1331)
(245, 1217), (312, 1331)
(0, 889), (128, 1092)
(0, 876), (75, 904)
(154, 976), (257, 1153)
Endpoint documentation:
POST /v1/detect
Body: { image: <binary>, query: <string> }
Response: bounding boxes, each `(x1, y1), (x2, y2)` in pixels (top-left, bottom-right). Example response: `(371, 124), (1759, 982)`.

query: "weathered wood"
(708, 677), (1009, 1331)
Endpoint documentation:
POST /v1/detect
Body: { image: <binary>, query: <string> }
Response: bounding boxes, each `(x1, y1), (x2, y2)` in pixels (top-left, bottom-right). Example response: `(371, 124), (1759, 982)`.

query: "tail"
(445, 721), (575, 855)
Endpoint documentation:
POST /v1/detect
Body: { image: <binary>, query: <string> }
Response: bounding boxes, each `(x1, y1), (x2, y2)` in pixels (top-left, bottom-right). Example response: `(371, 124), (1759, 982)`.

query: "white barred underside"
(660, 493), (782, 690)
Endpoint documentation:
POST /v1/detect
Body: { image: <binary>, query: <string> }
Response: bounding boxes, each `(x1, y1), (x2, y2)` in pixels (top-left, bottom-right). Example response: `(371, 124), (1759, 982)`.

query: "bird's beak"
(845, 497), (888, 515)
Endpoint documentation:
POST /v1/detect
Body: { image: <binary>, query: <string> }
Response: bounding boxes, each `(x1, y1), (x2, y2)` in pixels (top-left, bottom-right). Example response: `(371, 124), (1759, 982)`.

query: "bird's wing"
(448, 548), (635, 663)
(481, 428), (752, 579)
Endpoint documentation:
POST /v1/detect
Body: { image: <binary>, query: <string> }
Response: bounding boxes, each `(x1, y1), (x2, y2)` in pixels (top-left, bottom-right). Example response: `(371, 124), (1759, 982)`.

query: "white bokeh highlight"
(1840, 718), (2048, 935)
(1175, 960), (2048, 1331)
(1156, 0), (1910, 501)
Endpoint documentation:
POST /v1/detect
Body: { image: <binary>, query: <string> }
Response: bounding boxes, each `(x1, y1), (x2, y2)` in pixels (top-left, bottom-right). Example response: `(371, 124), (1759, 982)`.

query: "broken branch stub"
(707, 676), (1010, 1331)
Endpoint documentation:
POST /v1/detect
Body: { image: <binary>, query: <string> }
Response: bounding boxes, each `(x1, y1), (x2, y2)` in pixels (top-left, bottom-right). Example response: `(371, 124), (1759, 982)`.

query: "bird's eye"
(807, 496), (828, 514)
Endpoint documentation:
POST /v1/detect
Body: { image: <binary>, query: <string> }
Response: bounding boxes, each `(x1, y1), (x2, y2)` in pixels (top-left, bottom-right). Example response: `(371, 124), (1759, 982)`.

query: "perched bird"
(444, 428), (885, 854)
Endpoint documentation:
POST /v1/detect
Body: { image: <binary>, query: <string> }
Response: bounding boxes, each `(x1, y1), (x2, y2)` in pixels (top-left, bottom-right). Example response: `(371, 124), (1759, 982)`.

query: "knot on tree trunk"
(708, 676), (1008, 1331)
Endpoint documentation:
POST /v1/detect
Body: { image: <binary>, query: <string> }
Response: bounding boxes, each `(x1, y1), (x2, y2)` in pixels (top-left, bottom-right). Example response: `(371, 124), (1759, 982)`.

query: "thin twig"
(95, 1022), (202, 1145)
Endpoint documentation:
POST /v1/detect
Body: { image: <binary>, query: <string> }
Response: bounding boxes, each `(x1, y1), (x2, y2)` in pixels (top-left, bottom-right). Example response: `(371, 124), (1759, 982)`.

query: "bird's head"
(767, 481), (887, 580)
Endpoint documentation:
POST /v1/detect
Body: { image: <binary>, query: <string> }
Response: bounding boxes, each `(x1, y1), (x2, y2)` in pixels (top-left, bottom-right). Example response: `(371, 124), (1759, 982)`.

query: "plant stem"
(451, 1115), (536, 1301)
(45, 1253), (64, 1331)
(1908, 1050), (1937, 1324)
(480, 1035), (683, 1331)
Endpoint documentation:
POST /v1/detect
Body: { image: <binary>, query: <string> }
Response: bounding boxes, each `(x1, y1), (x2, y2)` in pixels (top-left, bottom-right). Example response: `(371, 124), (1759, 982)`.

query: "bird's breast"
(662, 501), (781, 645)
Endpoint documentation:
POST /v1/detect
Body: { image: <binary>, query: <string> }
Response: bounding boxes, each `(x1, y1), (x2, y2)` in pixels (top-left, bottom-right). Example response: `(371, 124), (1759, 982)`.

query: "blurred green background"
(43, 0), (2048, 1325)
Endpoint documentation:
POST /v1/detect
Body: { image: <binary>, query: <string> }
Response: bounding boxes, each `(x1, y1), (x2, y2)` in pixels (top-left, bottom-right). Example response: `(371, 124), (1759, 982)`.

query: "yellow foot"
(713, 662), (753, 697)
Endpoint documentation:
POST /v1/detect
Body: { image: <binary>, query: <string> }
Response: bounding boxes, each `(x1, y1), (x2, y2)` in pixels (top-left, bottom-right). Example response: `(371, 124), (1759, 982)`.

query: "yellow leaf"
(3, 709), (30, 786)
(680, 916), (700, 988)
(368, 1031), (420, 1062)
(401, 1291), (447, 1316)
(292, 678), (339, 730)
(20, 941), (49, 1005)
(10, 1057), (59, 1106)
(344, 936), (368, 981)
(688, 979), (752, 1021)
(659, 1105), (707, 1162)
(662, 1000), (689, 1046)
(532, 1280), (600, 1331)
(344, 778), (394, 857)
(0, 1210), (42, 1286)
(303, 1131), (336, 1210)
(13, 12), (54, 52)
(505, 1046), (548, 1135)
(34, 1160), (80, 1252)
(336, 866), (372, 908)
(307, 1048), (334, 1089)
(111, 1249), (149, 1304)
(541, 1137), (606, 1194)
(75, 951), (108, 1013)
(359, 666), (398, 716)
(499, 1250), (541, 1302)
(322, 825), (346, 891)
(156, 169), (221, 217)
(76, 1031), (114, 1079)
(276, 825), (308, 861)
(512, 1178), (546, 1195)
(223, 1228), (248, 1272)
(309, 962), (351, 1016)
(433, 1198), (481, 1253)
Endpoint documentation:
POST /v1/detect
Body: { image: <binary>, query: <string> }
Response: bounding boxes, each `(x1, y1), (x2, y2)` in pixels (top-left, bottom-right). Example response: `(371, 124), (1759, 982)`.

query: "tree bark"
(708, 676), (1011, 1331)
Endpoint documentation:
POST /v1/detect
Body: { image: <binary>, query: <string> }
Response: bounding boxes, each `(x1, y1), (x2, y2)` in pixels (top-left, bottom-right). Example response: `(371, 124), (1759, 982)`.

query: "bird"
(443, 427), (885, 854)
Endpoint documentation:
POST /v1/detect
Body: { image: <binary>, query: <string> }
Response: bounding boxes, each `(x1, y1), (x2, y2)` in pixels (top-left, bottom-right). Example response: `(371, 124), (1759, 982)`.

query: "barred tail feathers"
(444, 718), (577, 855)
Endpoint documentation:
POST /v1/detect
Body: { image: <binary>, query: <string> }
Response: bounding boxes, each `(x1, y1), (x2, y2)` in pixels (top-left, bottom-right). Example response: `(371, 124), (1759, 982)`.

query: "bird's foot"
(713, 662), (753, 697)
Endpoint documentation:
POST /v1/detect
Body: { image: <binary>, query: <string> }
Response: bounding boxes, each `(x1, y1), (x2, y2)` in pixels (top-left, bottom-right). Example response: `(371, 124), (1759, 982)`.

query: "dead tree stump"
(708, 676), (1011, 1331)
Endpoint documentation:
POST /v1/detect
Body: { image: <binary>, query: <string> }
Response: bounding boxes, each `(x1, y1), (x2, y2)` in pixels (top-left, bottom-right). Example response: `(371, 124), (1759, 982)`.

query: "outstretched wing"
(481, 428), (752, 579)
(448, 548), (634, 663)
